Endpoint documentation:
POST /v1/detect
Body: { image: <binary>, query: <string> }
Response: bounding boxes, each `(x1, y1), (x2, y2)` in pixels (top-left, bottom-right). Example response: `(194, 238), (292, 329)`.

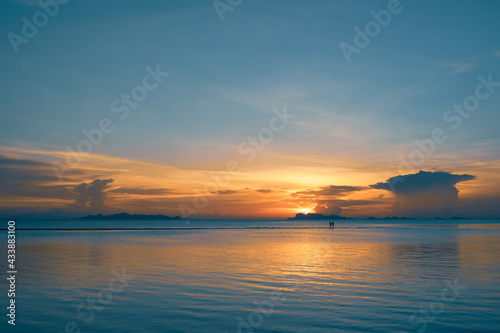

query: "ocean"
(2, 219), (500, 332)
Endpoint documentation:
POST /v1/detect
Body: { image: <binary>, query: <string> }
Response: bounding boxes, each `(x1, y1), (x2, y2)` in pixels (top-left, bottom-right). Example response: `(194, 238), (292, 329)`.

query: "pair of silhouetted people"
(329, 221), (335, 228)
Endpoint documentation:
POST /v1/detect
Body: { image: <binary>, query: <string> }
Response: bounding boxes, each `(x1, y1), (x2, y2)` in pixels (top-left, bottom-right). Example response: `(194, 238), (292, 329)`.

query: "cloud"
(451, 63), (475, 74)
(109, 187), (172, 195)
(313, 200), (342, 216)
(370, 171), (475, 218)
(0, 154), (47, 167)
(457, 195), (500, 219)
(0, 152), (124, 216)
(370, 171), (475, 194)
(214, 190), (240, 195)
(70, 179), (114, 211)
(0, 153), (72, 199)
(293, 185), (366, 198)
(293, 185), (370, 217)
(336, 199), (386, 207)
(256, 189), (273, 193)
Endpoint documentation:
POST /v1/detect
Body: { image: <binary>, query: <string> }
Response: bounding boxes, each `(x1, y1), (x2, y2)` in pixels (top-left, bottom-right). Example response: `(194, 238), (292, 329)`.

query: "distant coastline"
(288, 213), (467, 220)
(80, 213), (182, 220)
(288, 213), (352, 220)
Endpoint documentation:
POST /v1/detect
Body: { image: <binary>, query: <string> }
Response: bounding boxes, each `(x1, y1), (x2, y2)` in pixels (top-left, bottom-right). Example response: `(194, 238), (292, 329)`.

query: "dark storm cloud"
(370, 171), (476, 218)
(370, 171), (475, 194)
(457, 195), (500, 219)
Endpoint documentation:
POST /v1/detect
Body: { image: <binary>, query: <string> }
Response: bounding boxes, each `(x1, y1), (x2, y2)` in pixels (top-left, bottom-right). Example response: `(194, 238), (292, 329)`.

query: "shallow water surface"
(2, 219), (500, 332)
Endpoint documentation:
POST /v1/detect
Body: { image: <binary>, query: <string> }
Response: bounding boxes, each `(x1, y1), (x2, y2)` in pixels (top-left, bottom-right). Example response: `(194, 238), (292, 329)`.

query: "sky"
(1, 0), (499, 219)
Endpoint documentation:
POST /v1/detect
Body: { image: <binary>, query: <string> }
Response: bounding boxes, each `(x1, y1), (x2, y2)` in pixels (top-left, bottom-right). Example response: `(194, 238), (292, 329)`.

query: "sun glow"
(298, 208), (314, 215)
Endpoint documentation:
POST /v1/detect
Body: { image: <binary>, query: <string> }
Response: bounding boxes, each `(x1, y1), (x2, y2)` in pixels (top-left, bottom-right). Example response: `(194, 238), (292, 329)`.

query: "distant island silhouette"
(79, 213), (468, 221)
(288, 213), (352, 220)
(80, 213), (182, 220)
(288, 213), (467, 220)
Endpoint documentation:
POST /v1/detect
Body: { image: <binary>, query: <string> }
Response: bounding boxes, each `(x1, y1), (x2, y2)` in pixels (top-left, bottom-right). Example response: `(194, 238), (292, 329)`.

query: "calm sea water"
(1, 219), (500, 332)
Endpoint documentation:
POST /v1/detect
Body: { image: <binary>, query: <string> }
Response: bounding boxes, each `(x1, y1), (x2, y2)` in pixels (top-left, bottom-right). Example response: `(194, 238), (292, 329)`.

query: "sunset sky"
(1, 0), (499, 219)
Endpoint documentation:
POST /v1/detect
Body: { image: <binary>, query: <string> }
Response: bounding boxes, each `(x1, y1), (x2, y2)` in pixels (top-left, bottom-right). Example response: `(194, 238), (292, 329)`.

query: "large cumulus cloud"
(70, 179), (114, 211)
(370, 171), (475, 218)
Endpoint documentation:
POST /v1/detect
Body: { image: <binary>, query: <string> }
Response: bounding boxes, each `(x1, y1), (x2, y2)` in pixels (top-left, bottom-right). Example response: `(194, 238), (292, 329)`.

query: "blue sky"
(1, 0), (499, 218)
